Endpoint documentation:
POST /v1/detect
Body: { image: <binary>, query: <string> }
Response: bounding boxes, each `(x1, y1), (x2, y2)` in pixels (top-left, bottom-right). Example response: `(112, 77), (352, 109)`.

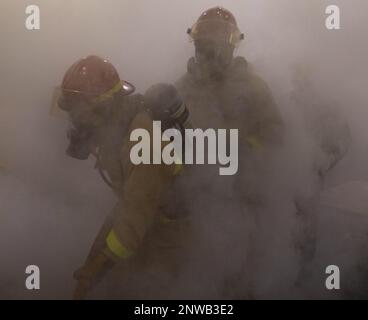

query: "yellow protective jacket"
(84, 98), (187, 269)
(105, 111), (179, 259)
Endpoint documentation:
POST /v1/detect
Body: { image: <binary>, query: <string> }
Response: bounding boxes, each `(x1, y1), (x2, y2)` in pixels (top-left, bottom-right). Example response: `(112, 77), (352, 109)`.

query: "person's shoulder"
(124, 93), (145, 111)
(231, 57), (261, 81)
(128, 110), (153, 134)
(231, 56), (249, 75)
(229, 57), (273, 97)
(123, 110), (176, 179)
(243, 59), (274, 95)
(119, 110), (151, 176)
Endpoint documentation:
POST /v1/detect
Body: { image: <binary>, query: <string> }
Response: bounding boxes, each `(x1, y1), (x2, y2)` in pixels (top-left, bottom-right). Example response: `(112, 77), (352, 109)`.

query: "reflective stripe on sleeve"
(106, 229), (132, 259)
(246, 135), (263, 150)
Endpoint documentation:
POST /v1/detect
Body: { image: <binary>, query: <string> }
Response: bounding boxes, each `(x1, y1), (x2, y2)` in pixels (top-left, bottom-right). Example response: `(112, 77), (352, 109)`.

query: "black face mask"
(61, 96), (116, 160)
(194, 40), (235, 77)
(66, 125), (96, 160)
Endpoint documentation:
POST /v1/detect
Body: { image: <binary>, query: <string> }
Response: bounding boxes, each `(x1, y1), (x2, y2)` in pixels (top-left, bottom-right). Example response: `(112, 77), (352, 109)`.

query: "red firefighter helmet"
(187, 7), (244, 47)
(59, 55), (135, 110)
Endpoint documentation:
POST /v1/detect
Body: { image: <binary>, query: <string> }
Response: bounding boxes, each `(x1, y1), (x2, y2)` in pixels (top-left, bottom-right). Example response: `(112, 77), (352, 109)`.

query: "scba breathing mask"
(58, 92), (116, 160)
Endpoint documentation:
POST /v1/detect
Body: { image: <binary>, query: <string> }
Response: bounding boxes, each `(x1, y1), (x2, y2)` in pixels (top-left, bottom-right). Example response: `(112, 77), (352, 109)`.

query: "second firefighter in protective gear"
(179, 6), (284, 148)
(176, 7), (285, 298)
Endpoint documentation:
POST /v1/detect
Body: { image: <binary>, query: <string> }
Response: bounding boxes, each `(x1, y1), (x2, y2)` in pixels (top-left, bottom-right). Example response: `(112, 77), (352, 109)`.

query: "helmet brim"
(189, 20), (243, 47)
(50, 79), (136, 117)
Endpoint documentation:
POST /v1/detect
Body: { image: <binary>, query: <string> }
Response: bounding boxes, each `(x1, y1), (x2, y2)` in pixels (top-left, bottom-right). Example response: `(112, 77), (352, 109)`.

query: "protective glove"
(73, 251), (113, 300)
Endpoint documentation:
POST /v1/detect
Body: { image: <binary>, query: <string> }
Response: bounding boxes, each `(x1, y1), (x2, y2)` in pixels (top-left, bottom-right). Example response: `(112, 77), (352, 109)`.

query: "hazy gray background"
(0, 0), (367, 299)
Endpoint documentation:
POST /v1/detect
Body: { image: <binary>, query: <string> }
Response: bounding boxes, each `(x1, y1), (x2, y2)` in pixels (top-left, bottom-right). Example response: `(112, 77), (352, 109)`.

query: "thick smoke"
(0, 0), (367, 299)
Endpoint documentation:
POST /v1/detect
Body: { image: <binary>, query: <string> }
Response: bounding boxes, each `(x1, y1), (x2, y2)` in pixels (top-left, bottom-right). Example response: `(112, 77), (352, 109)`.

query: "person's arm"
(245, 73), (284, 150)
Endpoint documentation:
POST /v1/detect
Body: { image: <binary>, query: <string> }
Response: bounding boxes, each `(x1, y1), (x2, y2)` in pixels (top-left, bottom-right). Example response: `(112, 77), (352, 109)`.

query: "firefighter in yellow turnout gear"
(57, 55), (193, 299)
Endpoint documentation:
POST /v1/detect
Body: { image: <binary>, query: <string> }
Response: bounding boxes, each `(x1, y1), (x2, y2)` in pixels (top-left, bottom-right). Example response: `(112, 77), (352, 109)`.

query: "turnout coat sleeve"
(105, 112), (176, 259)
